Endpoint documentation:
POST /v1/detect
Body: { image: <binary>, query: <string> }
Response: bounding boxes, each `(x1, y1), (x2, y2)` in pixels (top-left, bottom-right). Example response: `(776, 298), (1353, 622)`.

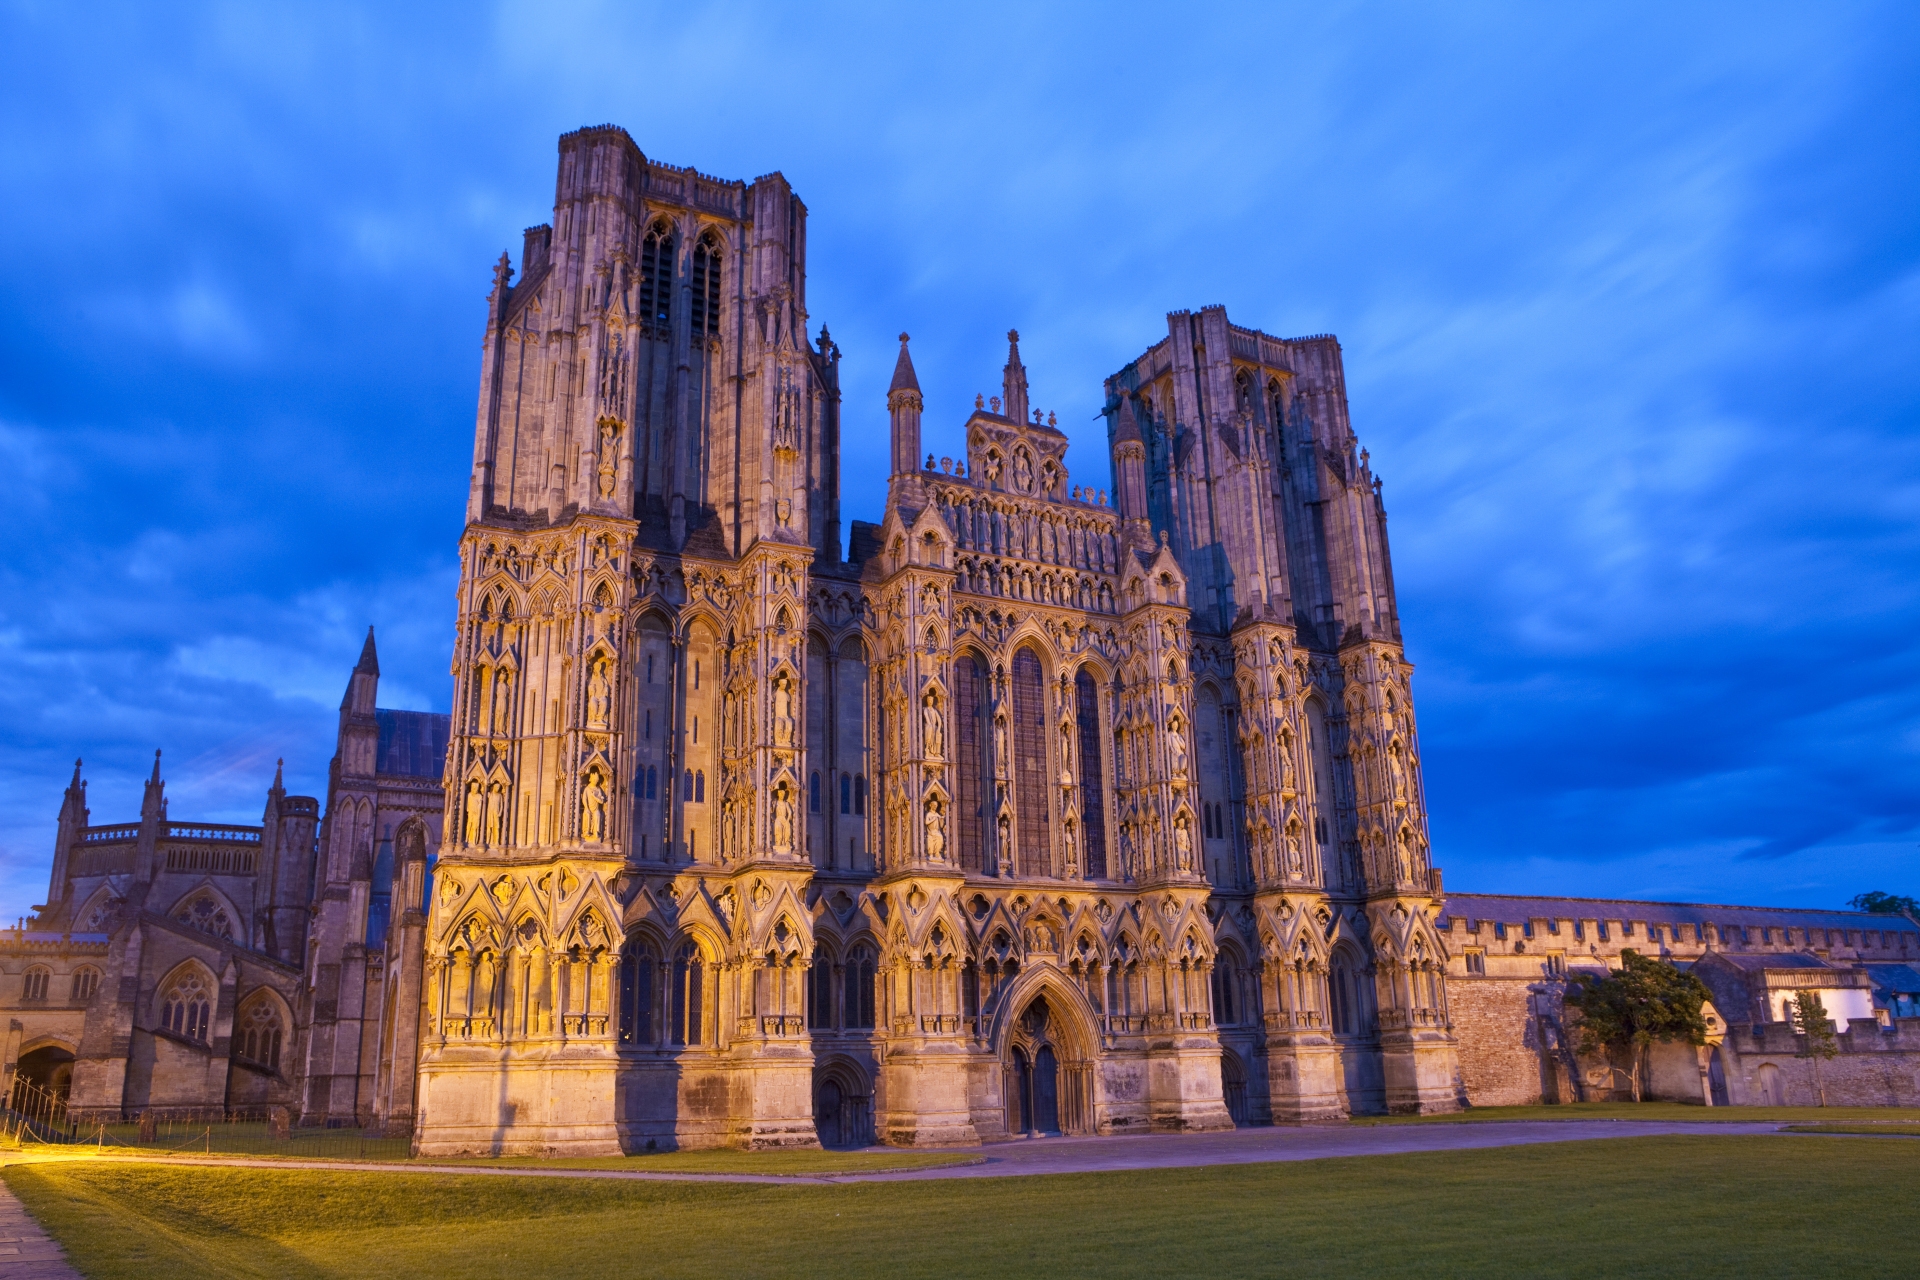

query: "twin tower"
(422, 125), (1459, 1155)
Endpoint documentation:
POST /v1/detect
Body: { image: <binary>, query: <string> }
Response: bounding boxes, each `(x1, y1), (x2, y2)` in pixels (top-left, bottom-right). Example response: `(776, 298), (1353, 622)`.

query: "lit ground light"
(5, 1135), (1918, 1279)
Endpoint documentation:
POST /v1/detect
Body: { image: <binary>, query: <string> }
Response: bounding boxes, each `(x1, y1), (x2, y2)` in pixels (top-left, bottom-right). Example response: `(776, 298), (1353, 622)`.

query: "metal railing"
(1, 1087), (410, 1161)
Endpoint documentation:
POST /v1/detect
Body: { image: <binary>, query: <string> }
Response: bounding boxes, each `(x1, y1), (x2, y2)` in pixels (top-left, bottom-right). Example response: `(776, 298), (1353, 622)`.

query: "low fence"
(2, 1080), (411, 1160)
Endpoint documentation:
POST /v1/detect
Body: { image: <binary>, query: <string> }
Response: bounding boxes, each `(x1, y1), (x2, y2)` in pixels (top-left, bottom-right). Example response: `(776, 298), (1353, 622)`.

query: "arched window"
(1075, 668), (1108, 879)
(21, 966), (50, 1003)
(645, 766), (658, 800)
(694, 770), (706, 803)
(671, 942), (705, 1046)
(619, 936), (659, 1046)
(808, 950), (835, 1029)
(683, 769), (695, 802)
(1012, 648), (1049, 876)
(840, 772), (852, 814)
(843, 944), (876, 1030)
(236, 995), (284, 1071)
(691, 232), (723, 336)
(853, 774), (866, 816)
(174, 894), (233, 940)
(161, 969), (213, 1043)
(956, 654), (987, 874)
(69, 967), (100, 1003)
(1211, 957), (1237, 1026)
(640, 222), (674, 327)
(1328, 950), (1371, 1039)
(810, 771), (822, 814)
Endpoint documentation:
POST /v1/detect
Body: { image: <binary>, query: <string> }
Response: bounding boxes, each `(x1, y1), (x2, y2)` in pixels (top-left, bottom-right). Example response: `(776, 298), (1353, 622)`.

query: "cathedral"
(34, 124), (1915, 1154)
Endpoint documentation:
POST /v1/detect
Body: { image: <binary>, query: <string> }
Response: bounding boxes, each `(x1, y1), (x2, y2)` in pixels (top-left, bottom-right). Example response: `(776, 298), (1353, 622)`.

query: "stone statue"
(580, 769), (607, 843)
(773, 785), (795, 853)
(586, 658), (611, 727)
(1174, 816), (1194, 871)
(773, 674), (795, 746)
(993, 715), (1009, 776)
(924, 795), (946, 862)
(1167, 720), (1189, 776)
(484, 783), (504, 847)
(922, 694), (945, 759)
(1013, 449), (1033, 493)
(464, 780), (483, 845)
(1389, 742), (1407, 801)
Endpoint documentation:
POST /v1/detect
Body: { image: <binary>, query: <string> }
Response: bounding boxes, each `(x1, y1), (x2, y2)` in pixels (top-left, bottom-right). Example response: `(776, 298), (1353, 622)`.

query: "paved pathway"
(0, 1175), (82, 1278)
(2, 1120), (1789, 1187)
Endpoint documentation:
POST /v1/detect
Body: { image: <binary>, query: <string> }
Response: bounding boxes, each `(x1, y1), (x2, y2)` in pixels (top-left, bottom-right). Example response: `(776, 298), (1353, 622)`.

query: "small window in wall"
(70, 967), (100, 1003)
(21, 966), (50, 1003)
(840, 773), (852, 814)
(854, 774), (867, 816)
(1546, 954), (1567, 976)
(810, 771), (821, 813)
(1465, 951), (1486, 976)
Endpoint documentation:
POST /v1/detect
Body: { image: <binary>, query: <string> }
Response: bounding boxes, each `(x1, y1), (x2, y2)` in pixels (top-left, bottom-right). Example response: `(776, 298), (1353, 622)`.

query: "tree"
(1849, 891), (1920, 923)
(1564, 949), (1712, 1102)
(1792, 990), (1840, 1107)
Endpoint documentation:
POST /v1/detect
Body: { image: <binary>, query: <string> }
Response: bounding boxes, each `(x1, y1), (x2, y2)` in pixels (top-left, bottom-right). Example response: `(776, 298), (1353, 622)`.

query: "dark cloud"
(1, 1), (1915, 916)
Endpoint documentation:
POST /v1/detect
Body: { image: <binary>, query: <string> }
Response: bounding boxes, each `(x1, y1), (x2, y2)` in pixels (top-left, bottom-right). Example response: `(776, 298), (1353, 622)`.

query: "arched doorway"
(10, 1045), (75, 1109)
(1707, 1048), (1730, 1106)
(1220, 1049), (1249, 1126)
(813, 1062), (872, 1148)
(1004, 993), (1090, 1137)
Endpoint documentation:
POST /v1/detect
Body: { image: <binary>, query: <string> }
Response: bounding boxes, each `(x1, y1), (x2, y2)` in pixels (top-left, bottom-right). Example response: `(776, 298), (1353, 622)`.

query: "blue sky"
(1, 1), (1916, 919)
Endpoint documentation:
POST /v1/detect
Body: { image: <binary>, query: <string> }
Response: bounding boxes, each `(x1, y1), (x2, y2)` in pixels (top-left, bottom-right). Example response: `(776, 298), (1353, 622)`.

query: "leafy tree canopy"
(1564, 949), (1712, 1059)
(1849, 891), (1920, 917)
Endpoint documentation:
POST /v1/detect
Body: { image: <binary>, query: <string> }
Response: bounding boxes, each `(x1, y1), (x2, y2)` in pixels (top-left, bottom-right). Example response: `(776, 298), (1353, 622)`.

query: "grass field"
(5, 1136), (1916, 1279)
(1355, 1101), (1920, 1125)
(1781, 1122), (1920, 1137)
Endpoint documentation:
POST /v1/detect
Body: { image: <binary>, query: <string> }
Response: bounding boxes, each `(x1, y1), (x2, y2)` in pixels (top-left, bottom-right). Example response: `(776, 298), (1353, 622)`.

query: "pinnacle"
(356, 626), (381, 676)
(888, 333), (921, 395)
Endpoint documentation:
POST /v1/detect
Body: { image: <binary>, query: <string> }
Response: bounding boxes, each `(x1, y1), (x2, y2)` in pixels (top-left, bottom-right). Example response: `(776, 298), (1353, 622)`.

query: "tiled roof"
(376, 710), (451, 780)
(1864, 963), (1920, 994)
(1439, 892), (1919, 935)
(1708, 952), (1837, 972)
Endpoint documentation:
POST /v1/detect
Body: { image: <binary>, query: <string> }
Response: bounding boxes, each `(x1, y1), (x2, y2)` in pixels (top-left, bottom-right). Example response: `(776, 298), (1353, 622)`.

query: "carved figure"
(1167, 720), (1190, 776)
(924, 795), (946, 862)
(464, 780), (483, 845)
(1389, 741), (1407, 801)
(580, 769), (607, 843)
(773, 673), (796, 746)
(1173, 816), (1194, 871)
(1012, 449), (1034, 493)
(922, 693), (945, 758)
(993, 715), (1009, 775)
(586, 658), (611, 727)
(773, 784), (795, 853)
(484, 783), (504, 847)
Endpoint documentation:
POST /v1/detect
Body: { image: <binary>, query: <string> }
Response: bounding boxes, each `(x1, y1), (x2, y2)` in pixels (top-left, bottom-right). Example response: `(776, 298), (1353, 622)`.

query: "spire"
(888, 332), (921, 395)
(355, 626), (380, 677)
(141, 749), (167, 823)
(1001, 329), (1029, 426)
(1114, 395), (1143, 445)
(272, 757), (285, 792)
(149, 749), (162, 785)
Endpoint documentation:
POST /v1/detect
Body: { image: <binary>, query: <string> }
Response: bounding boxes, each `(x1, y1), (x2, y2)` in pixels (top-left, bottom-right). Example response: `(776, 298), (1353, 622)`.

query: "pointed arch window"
(671, 942), (705, 1045)
(640, 222), (674, 327)
(844, 944), (876, 1029)
(1012, 648), (1049, 877)
(691, 232), (723, 336)
(70, 967), (100, 1003)
(956, 655), (986, 874)
(161, 969), (213, 1043)
(810, 771), (821, 814)
(1074, 668), (1108, 879)
(808, 949), (836, 1029)
(619, 936), (659, 1046)
(236, 995), (284, 1071)
(21, 966), (49, 1003)
(840, 772), (852, 815)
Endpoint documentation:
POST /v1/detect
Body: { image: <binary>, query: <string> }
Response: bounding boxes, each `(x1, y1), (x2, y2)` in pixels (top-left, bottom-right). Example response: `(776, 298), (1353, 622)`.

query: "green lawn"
(5, 1136), (1917, 1279)
(1781, 1123), (1920, 1137)
(1355, 1101), (1920, 1125)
